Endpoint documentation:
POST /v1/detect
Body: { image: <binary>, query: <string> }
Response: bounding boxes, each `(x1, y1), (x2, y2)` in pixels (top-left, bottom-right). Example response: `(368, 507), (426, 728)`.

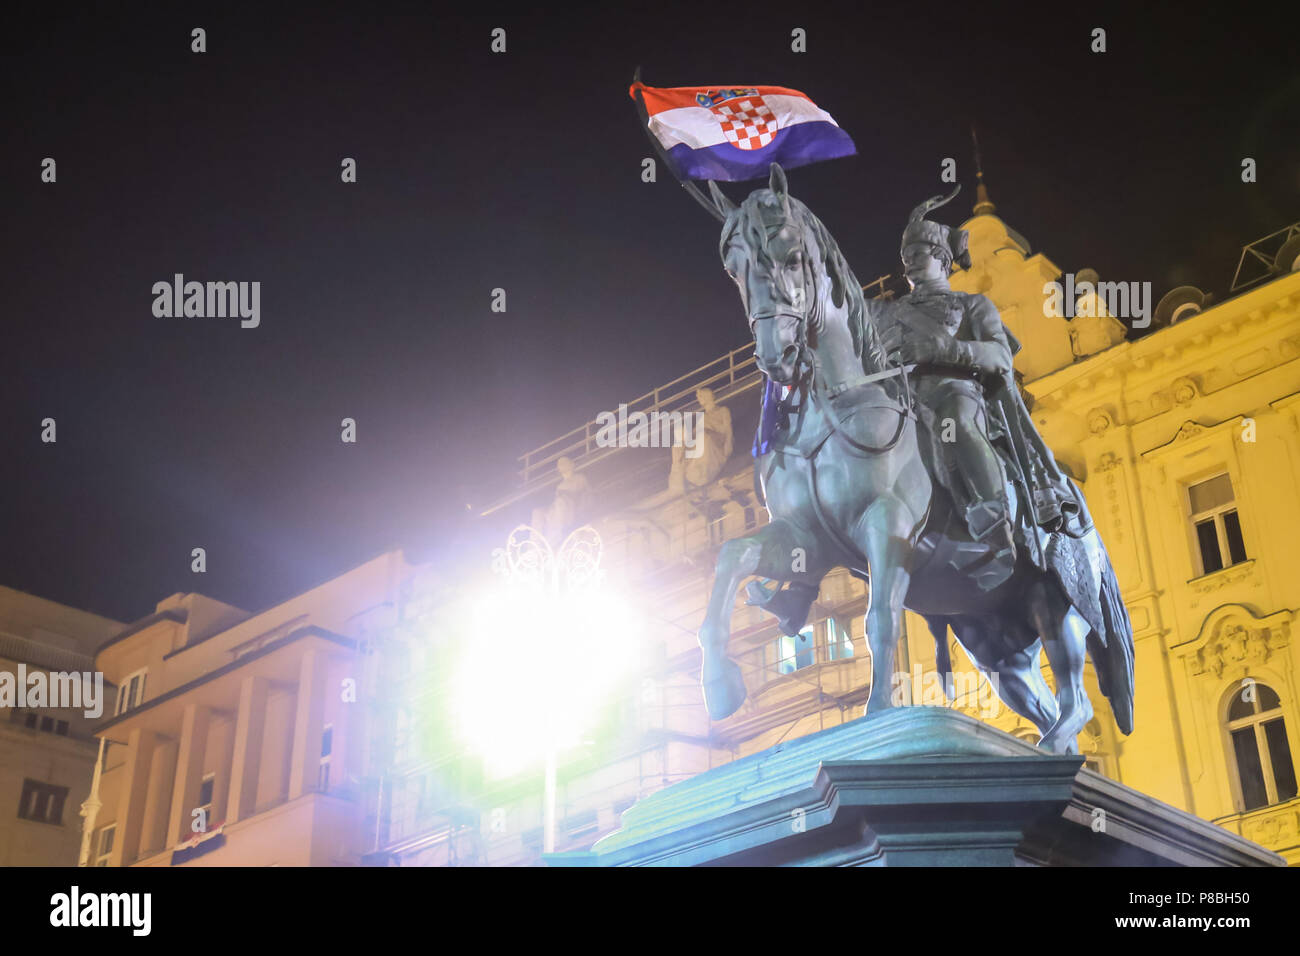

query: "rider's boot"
(961, 500), (1017, 591)
(744, 580), (819, 636)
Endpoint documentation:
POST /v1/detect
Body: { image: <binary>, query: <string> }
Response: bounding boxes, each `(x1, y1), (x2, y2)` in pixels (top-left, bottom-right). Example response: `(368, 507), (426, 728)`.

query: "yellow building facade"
(947, 198), (1300, 862)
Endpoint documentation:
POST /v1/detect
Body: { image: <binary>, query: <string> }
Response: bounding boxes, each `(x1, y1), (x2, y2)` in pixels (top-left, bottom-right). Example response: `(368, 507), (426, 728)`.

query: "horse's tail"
(924, 616), (955, 699)
(1088, 557), (1135, 735)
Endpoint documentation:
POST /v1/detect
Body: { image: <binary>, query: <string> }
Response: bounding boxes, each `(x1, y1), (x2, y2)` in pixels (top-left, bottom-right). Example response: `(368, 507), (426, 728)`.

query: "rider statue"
(881, 186), (1080, 590)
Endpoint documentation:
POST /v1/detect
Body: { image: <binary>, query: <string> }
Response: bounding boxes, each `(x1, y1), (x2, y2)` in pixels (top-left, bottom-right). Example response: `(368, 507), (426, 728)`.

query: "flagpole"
(631, 67), (725, 224)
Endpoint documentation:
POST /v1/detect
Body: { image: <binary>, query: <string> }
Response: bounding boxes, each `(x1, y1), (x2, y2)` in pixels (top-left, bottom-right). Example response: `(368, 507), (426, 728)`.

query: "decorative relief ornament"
(1189, 605), (1290, 677)
(492, 524), (605, 593)
(1243, 808), (1298, 847)
(1190, 560), (1256, 595)
(1087, 407), (1114, 436)
(1170, 375), (1199, 406)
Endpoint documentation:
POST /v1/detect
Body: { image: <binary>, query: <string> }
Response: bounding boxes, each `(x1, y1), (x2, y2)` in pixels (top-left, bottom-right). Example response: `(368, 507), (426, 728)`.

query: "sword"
(988, 381), (1047, 570)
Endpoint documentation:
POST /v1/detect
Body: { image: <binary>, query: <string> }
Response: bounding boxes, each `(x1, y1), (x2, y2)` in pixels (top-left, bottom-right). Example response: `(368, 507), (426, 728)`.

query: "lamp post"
(490, 523), (606, 855)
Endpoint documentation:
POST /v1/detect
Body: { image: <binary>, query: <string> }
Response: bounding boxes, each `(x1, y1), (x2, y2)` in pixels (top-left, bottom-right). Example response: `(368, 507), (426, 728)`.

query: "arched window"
(1227, 683), (1298, 811)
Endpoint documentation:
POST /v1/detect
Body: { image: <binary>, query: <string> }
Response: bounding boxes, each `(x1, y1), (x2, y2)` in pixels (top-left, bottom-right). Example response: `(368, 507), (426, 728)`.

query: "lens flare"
(452, 580), (643, 777)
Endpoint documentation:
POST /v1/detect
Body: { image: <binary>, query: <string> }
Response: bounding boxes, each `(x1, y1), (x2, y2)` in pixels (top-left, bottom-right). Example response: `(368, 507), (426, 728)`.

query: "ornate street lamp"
(492, 524), (604, 854)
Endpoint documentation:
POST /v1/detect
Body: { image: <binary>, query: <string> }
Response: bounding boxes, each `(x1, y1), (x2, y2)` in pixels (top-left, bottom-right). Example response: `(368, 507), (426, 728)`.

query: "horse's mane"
(720, 190), (889, 376)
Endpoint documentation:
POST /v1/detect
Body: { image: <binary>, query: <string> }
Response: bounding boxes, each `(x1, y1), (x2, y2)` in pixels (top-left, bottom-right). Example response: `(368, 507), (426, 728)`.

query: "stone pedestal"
(553, 708), (1283, 867)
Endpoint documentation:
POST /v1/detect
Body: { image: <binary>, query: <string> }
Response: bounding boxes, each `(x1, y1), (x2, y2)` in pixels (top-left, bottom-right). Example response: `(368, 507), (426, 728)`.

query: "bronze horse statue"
(697, 164), (1134, 754)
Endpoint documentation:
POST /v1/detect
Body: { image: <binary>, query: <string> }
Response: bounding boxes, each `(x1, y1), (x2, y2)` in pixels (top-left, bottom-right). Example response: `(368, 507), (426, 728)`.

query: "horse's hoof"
(1038, 724), (1081, 754)
(1039, 700), (1092, 753)
(702, 656), (746, 720)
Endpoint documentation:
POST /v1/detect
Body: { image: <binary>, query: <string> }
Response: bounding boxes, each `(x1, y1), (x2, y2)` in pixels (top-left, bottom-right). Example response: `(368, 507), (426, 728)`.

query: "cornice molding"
(1140, 415), (1244, 458)
(1027, 271), (1300, 400)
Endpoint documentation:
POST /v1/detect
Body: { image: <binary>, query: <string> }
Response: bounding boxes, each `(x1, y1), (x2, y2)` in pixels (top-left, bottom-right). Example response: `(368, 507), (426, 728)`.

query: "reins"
(786, 255), (914, 460)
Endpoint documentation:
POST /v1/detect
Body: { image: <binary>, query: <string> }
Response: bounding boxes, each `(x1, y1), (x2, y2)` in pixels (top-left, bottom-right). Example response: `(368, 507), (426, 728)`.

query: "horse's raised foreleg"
(1027, 579), (1094, 754)
(856, 496), (918, 715)
(699, 518), (822, 720)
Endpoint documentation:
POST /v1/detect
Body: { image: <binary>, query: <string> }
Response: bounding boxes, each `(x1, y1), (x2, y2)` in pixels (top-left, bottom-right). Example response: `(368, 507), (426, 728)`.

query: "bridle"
(749, 228), (913, 459)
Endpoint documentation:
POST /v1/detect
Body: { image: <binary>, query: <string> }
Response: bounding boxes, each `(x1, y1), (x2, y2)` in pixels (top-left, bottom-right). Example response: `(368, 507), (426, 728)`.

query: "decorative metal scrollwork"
(492, 524), (604, 593)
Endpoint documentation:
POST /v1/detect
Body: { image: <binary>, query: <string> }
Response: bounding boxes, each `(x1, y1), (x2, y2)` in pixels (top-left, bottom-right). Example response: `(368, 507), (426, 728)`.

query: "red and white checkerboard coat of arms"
(710, 95), (779, 150)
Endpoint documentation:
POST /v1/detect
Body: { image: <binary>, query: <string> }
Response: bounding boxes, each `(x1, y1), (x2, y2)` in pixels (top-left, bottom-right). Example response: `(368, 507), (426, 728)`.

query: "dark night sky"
(2, 2), (1297, 623)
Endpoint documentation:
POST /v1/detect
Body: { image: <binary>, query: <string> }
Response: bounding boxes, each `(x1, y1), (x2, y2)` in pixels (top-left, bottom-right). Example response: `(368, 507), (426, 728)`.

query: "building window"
(824, 618), (855, 662)
(319, 725), (333, 792)
(562, 807), (599, 837)
(770, 619), (857, 676)
(1227, 683), (1297, 812)
(114, 669), (148, 716)
(1188, 474), (1248, 575)
(393, 707), (412, 766)
(12, 711), (71, 737)
(95, 825), (116, 866)
(18, 779), (68, 825)
(706, 504), (726, 547)
(773, 625), (817, 676)
(195, 773), (215, 829)
(411, 773), (429, 823)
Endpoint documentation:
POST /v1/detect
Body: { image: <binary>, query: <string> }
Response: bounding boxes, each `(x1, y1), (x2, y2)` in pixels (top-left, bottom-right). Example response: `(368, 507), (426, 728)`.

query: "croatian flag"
(630, 81), (856, 182)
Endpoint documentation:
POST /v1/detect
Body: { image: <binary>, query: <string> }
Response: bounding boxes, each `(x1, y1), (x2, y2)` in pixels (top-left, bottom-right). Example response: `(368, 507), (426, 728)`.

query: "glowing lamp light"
(452, 526), (642, 779)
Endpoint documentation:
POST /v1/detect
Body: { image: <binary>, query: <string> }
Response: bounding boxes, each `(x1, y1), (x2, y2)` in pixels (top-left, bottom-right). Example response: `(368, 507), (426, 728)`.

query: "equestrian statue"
(696, 164), (1134, 754)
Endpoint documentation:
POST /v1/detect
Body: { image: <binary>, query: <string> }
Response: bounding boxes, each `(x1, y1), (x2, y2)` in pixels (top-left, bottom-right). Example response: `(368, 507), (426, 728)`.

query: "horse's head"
(711, 164), (874, 386)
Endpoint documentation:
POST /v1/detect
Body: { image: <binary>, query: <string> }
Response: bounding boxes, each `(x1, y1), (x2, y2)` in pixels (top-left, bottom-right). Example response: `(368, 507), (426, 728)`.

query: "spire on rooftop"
(971, 126), (996, 216)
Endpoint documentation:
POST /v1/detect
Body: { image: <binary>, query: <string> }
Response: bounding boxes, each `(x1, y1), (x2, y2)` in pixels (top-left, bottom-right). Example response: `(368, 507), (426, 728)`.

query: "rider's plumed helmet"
(900, 184), (972, 271)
